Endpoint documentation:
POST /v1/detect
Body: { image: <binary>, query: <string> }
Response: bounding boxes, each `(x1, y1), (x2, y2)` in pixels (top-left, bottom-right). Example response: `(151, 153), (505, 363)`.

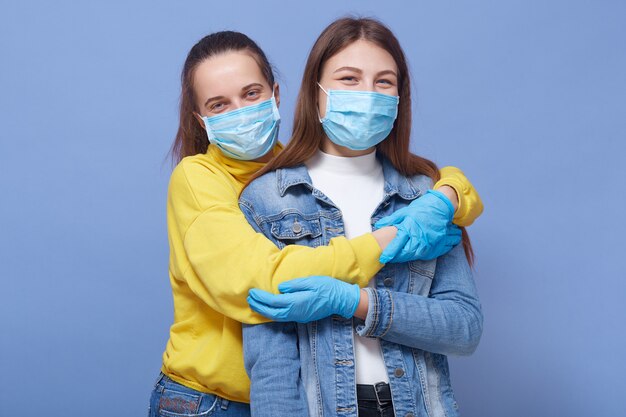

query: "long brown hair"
(170, 31), (275, 164)
(251, 17), (474, 265)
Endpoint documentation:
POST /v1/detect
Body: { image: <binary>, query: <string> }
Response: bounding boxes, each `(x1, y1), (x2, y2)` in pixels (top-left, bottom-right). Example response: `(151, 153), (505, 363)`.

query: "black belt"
(357, 382), (392, 404)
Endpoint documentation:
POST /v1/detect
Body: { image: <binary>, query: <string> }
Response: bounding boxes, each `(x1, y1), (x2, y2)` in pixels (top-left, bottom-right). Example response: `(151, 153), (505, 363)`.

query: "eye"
(377, 79), (394, 86)
(339, 76), (359, 84)
(210, 102), (226, 112)
(245, 89), (261, 99)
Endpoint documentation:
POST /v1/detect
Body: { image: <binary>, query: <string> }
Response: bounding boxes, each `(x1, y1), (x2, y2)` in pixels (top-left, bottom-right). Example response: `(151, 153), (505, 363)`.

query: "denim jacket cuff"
(355, 288), (393, 338)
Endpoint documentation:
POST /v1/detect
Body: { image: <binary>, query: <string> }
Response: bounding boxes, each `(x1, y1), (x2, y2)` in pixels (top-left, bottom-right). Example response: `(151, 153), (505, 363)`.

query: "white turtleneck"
(305, 149), (389, 385)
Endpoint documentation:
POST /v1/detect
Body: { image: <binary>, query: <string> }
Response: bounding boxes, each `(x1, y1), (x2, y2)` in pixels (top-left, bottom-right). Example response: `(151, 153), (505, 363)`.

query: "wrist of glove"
(425, 189), (455, 221)
(247, 276), (361, 323)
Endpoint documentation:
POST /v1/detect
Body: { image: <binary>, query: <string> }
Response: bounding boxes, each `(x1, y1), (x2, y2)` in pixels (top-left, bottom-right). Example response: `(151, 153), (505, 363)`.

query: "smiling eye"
(341, 76), (357, 82)
(377, 79), (394, 86)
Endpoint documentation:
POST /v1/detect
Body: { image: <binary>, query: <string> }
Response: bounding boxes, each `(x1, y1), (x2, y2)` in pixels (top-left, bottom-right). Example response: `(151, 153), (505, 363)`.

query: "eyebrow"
(204, 83), (265, 107)
(333, 66), (398, 78)
(376, 69), (398, 78)
(241, 82), (264, 92)
(204, 95), (225, 107)
(334, 66), (362, 74)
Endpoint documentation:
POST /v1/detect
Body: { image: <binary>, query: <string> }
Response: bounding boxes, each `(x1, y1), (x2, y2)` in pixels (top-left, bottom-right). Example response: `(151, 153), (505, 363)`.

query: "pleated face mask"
(201, 95), (280, 160)
(318, 83), (399, 150)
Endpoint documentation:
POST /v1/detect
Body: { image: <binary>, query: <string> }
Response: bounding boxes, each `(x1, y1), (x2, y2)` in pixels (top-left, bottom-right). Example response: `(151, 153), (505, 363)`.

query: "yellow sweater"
(161, 144), (483, 403)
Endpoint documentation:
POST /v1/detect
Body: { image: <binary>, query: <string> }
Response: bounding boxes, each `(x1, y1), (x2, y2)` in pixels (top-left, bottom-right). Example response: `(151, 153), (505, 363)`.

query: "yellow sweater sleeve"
(168, 160), (383, 325)
(434, 166), (484, 227)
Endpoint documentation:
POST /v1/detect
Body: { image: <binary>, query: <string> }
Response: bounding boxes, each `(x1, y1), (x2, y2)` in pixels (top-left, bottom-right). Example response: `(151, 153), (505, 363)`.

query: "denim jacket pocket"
(268, 211), (323, 248)
(407, 259), (437, 296)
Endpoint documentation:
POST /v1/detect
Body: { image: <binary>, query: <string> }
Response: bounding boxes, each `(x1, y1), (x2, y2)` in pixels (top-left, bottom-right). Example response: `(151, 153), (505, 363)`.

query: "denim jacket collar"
(276, 153), (424, 200)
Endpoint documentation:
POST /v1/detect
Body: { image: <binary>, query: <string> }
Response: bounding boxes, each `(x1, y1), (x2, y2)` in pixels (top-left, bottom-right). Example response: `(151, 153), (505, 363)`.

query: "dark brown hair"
(170, 31), (275, 164)
(251, 17), (474, 265)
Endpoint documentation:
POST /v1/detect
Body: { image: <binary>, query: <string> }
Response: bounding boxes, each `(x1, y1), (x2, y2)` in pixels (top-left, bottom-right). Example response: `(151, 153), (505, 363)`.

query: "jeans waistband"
(357, 382), (392, 404)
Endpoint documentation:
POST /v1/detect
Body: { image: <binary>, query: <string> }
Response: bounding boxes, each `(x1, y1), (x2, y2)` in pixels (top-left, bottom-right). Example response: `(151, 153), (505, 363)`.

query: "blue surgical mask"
(318, 83), (399, 151)
(201, 95), (280, 160)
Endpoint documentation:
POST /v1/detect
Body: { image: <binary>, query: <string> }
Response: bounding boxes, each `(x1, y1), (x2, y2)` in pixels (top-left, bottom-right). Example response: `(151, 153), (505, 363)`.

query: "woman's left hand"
(247, 276), (360, 323)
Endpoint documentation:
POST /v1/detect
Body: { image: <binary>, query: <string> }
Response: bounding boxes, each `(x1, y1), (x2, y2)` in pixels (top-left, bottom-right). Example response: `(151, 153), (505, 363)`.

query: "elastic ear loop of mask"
(317, 82), (330, 122)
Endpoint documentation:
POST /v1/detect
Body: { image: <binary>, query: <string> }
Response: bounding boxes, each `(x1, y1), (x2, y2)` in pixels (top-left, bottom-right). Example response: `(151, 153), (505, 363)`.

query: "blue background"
(1, 1), (625, 416)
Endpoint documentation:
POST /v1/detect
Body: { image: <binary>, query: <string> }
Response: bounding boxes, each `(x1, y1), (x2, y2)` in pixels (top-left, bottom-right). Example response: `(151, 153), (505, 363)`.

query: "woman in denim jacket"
(240, 18), (483, 417)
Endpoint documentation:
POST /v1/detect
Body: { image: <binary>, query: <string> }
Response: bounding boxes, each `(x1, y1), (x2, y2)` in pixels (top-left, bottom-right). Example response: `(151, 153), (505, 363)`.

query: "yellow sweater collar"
(207, 142), (284, 185)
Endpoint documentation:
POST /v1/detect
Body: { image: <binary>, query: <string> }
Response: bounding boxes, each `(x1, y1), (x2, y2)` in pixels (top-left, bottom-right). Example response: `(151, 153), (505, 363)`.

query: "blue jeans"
(148, 373), (251, 417)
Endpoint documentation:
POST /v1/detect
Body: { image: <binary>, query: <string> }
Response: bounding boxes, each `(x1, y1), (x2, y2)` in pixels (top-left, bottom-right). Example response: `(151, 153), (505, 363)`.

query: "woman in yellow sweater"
(148, 30), (483, 417)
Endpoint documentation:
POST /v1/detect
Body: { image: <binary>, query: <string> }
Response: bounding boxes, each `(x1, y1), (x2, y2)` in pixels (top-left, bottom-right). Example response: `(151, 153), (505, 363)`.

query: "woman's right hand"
(374, 190), (462, 263)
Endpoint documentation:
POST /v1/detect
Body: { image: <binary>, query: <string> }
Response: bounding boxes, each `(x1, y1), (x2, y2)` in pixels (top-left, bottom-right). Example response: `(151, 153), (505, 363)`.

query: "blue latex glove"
(247, 276), (361, 323)
(375, 190), (462, 263)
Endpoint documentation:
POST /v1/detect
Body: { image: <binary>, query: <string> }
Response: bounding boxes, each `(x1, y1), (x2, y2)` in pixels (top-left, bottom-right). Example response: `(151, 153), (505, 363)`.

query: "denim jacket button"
(383, 277), (394, 287)
(394, 368), (404, 377)
(292, 221), (302, 234)
(406, 413), (415, 417)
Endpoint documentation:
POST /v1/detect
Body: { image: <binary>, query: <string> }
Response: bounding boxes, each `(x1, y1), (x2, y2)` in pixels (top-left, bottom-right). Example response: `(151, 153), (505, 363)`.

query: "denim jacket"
(239, 155), (483, 417)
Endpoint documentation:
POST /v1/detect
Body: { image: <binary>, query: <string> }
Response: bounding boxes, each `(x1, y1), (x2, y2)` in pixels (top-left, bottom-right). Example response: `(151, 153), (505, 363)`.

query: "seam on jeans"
(153, 372), (166, 390)
(220, 398), (229, 410)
